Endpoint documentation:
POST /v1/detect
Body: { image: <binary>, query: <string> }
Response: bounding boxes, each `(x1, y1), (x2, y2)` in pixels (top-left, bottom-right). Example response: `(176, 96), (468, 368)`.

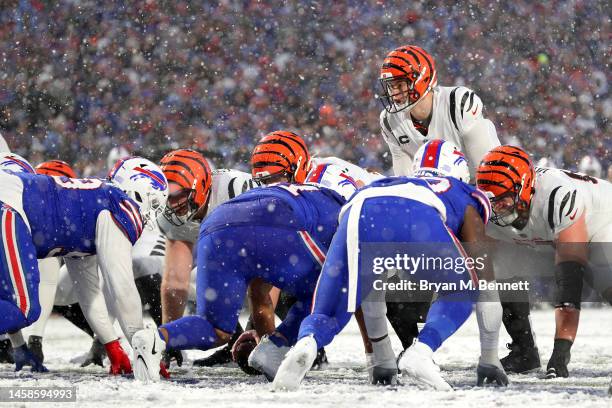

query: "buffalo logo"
(131, 167), (167, 191)
(1, 157), (34, 173)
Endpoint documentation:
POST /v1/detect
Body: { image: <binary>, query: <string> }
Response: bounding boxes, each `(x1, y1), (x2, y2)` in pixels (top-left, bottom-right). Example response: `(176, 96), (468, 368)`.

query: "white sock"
(8, 331), (25, 348)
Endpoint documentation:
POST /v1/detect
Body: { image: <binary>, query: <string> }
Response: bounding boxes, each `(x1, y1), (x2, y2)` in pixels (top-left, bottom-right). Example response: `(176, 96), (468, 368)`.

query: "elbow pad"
(554, 261), (585, 310)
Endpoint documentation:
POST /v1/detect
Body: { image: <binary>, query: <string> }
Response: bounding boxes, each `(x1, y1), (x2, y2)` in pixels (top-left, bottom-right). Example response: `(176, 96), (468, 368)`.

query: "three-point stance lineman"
(274, 140), (506, 390)
(0, 157), (168, 373)
(132, 182), (345, 382)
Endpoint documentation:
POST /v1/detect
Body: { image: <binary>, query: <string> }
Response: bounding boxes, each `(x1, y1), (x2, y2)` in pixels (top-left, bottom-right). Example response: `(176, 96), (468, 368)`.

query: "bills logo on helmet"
(452, 148), (467, 166)
(0, 153), (35, 174)
(131, 167), (167, 191)
(338, 172), (358, 188)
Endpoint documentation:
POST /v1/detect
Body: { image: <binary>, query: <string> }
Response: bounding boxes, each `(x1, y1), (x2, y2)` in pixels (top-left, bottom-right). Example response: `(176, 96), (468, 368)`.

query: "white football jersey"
(157, 169), (259, 243)
(305, 157), (383, 200)
(380, 86), (500, 177)
(132, 222), (166, 258)
(486, 167), (612, 245)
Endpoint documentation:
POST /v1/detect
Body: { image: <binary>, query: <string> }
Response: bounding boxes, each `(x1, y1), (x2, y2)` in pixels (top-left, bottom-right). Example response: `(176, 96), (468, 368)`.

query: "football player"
(235, 130), (381, 374)
(273, 140), (506, 391)
(131, 180), (346, 382)
(377, 45), (503, 362)
(25, 160), (78, 364)
(157, 149), (259, 368)
(477, 146), (612, 378)
(377, 45), (500, 178)
(0, 156), (168, 374)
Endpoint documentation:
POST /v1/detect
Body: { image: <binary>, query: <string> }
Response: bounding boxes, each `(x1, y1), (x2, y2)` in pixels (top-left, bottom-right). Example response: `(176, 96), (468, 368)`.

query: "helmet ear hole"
(134, 191), (143, 203)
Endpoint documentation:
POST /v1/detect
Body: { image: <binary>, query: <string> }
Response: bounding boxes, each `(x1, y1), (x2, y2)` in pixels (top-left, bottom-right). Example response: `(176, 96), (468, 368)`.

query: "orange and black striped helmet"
(35, 160), (77, 178)
(159, 149), (212, 225)
(476, 145), (535, 227)
(251, 131), (311, 184)
(378, 45), (437, 113)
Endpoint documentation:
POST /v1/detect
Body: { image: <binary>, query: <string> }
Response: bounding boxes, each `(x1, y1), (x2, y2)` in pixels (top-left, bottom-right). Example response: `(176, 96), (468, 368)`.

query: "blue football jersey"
(201, 183), (346, 249)
(357, 176), (491, 236)
(16, 173), (143, 258)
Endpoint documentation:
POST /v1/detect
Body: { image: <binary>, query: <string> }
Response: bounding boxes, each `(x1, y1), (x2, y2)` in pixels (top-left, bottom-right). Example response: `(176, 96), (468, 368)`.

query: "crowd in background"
(0, 0), (609, 177)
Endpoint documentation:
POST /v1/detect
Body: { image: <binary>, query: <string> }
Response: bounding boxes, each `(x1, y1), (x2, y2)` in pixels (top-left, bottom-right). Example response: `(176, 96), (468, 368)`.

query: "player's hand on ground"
(104, 340), (132, 375)
(545, 354), (570, 378)
(13, 345), (48, 372)
(160, 361), (171, 379)
(81, 338), (106, 367)
(545, 340), (571, 379)
(231, 330), (260, 362)
(476, 363), (509, 386)
(366, 353), (398, 385)
(162, 348), (183, 368)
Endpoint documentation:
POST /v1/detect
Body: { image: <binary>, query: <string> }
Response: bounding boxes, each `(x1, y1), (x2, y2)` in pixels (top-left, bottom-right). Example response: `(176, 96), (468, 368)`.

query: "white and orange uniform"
(380, 86), (500, 177)
(487, 167), (612, 290)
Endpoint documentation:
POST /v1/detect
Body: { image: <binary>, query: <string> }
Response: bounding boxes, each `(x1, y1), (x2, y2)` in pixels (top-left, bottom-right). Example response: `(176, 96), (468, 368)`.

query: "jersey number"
(53, 176), (103, 190)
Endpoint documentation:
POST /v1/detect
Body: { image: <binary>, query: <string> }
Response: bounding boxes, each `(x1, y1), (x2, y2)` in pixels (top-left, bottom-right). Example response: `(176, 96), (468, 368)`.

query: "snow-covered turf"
(1, 307), (610, 407)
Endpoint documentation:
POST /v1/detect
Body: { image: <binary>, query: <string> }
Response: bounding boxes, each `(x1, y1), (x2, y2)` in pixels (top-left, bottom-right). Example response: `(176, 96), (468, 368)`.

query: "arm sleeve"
(28, 257), (60, 337)
(64, 255), (118, 344)
(96, 210), (144, 343)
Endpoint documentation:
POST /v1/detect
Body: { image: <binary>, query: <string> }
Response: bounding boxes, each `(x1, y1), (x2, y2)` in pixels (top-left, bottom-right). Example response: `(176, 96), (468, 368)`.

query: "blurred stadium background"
(0, 1), (609, 177)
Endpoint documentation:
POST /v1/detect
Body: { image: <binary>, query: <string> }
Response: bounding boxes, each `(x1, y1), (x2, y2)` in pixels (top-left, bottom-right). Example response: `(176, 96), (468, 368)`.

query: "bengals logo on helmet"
(378, 45), (437, 113)
(251, 130), (311, 184)
(35, 160), (77, 178)
(476, 145), (535, 228)
(160, 149), (212, 225)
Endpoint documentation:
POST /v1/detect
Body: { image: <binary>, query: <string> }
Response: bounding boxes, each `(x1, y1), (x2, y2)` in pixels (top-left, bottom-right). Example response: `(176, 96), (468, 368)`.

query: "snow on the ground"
(1, 307), (611, 407)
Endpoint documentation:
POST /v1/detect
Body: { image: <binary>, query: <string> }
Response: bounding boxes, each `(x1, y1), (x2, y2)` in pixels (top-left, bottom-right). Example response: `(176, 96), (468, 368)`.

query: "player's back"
(357, 176), (489, 235)
(202, 183), (345, 249)
(7, 172), (141, 258)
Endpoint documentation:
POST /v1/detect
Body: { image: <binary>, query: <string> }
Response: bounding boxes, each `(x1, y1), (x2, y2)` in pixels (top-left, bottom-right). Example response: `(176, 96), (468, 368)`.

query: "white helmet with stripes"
(108, 157), (169, 227)
(0, 152), (35, 174)
(412, 140), (470, 183)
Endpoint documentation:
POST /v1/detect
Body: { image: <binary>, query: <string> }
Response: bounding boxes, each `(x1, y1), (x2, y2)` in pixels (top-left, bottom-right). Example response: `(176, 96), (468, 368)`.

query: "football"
(233, 338), (260, 376)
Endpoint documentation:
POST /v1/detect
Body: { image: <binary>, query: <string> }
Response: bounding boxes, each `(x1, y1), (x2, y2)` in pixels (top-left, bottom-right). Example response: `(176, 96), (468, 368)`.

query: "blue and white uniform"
(298, 175), (491, 351)
(160, 183), (345, 350)
(0, 172), (145, 340)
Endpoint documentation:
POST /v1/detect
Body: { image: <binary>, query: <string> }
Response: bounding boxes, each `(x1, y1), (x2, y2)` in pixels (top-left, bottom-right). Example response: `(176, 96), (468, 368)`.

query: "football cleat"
(13, 345), (48, 373)
(501, 343), (541, 374)
(398, 341), (452, 391)
(311, 348), (328, 371)
(272, 335), (317, 391)
(248, 333), (290, 381)
(132, 328), (165, 383)
(0, 338), (14, 364)
(27, 336), (44, 364)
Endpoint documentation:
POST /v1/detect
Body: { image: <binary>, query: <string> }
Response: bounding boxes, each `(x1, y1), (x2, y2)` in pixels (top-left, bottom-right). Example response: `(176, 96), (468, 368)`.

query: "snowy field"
(1, 307), (610, 407)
